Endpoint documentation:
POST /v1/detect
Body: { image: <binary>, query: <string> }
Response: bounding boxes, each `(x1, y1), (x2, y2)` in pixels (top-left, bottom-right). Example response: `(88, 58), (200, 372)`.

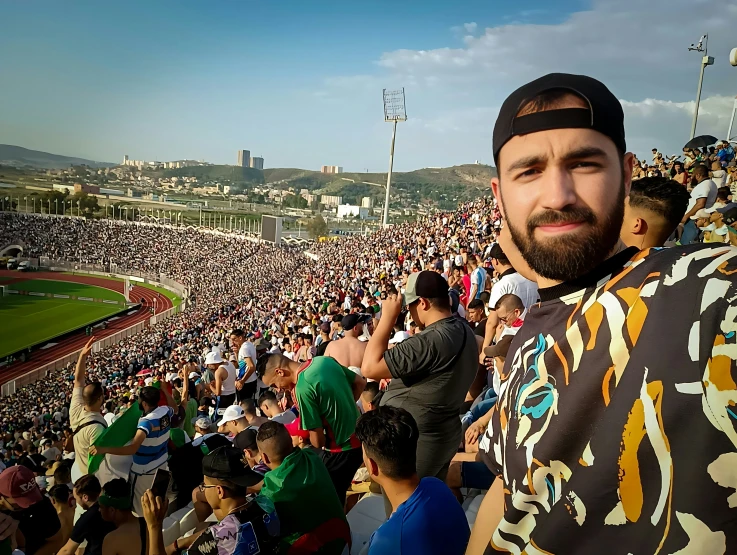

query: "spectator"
(57, 474), (115, 555)
(48, 484), (75, 544)
(98, 479), (146, 555)
(257, 422), (349, 554)
(217, 404), (257, 437)
(239, 398), (269, 428)
(233, 429), (269, 476)
(90, 386), (175, 517)
(204, 350), (238, 416)
(229, 329), (258, 401)
(362, 271), (477, 488)
(70, 338), (107, 479)
(315, 322), (333, 356)
(466, 298), (488, 337)
(40, 439), (61, 463)
(355, 406), (470, 555)
(680, 163), (718, 244)
(621, 176), (691, 249)
(257, 353), (366, 505)
(192, 416), (212, 439)
(324, 313), (371, 370)
(258, 391), (297, 424)
(0, 465), (63, 555)
(359, 381), (380, 413)
(469, 72), (737, 554)
(148, 446), (279, 555)
(467, 255), (487, 301)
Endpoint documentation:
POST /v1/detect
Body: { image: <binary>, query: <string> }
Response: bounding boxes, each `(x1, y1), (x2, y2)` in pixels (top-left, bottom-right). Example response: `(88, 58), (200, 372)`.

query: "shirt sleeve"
(69, 508), (92, 543)
(69, 387), (84, 428)
(137, 416), (153, 436)
(295, 378), (322, 431)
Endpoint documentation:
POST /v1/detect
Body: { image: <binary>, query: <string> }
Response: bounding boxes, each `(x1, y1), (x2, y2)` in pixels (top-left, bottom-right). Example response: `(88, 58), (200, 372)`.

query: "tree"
(306, 215), (328, 239)
(41, 189), (70, 214)
(70, 191), (100, 217)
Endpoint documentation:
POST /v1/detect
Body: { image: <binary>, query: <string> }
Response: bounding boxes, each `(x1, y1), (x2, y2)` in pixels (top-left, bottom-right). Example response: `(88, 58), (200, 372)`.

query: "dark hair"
(83, 382), (104, 406)
(102, 478), (130, 499)
(628, 177), (691, 230)
(256, 421), (293, 464)
(74, 474), (102, 500)
(54, 462), (72, 485)
(425, 295), (451, 311)
(105, 400), (115, 413)
(494, 293), (525, 313)
(355, 406), (418, 480)
(255, 353), (290, 380)
(230, 329), (245, 338)
(138, 386), (160, 408)
(717, 187), (730, 201)
(692, 164), (709, 179)
(467, 299), (485, 310)
(517, 88), (585, 117)
(479, 291), (491, 306)
(258, 391), (277, 407)
(362, 381), (380, 402)
(240, 398), (257, 416)
(49, 484), (71, 504)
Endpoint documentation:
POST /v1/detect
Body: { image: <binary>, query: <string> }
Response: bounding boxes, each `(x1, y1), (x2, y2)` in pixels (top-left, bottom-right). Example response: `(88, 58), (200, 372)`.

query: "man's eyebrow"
(505, 146), (608, 173)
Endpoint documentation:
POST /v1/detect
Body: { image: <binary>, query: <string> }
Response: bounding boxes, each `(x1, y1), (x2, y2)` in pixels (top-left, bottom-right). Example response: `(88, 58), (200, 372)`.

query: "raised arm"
(361, 294), (401, 380)
(74, 337), (96, 389)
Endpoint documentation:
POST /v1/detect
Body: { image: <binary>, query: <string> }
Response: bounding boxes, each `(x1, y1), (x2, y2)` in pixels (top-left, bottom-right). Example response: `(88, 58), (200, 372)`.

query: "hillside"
(0, 145), (113, 169)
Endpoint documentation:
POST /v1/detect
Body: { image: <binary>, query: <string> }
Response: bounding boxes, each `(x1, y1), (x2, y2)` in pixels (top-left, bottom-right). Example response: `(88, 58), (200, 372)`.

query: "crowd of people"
(0, 71), (736, 555)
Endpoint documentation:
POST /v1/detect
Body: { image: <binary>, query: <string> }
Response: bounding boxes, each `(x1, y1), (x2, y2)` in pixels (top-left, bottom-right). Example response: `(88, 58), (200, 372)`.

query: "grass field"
(60, 273), (182, 306)
(0, 280), (128, 359)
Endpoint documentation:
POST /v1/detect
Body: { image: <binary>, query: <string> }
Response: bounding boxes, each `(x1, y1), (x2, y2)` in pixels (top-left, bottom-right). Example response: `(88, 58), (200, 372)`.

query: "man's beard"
(504, 181), (625, 283)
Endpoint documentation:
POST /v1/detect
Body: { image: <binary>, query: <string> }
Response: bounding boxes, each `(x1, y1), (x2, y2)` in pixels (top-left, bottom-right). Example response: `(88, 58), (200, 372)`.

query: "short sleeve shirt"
(487, 245), (737, 553)
(69, 503), (116, 555)
(294, 357), (360, 451)
(238, 342), (258, 383)
(70, 387), (106, 475)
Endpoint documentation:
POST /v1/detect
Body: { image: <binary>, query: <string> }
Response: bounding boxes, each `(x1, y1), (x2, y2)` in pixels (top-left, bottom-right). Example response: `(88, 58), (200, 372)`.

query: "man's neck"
(535, 239), (630, 290)
(422, 309), (452, 328)
(382, 475), (421, 514)
(214, 497), (250, 521)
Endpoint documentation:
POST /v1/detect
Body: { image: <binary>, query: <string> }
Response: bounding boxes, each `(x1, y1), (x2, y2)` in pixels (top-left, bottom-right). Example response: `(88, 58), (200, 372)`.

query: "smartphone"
(151, 468), (170, 499)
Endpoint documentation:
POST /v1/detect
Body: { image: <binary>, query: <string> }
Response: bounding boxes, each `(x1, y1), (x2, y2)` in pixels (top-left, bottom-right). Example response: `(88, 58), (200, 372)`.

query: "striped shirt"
(132, 406), (173, 475)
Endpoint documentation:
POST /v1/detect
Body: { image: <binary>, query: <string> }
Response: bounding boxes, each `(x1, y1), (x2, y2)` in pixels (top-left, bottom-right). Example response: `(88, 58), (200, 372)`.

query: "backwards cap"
(493, 73), (626, 165)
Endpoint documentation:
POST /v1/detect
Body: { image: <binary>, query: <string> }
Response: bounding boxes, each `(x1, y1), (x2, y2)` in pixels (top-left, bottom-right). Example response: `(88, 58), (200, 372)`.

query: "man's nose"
(539, 165), (578, 211)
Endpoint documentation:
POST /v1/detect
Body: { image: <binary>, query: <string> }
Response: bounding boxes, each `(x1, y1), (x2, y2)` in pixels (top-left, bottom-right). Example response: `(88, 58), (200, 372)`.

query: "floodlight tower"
(688, 34), (714, 140)
(728, 48), (737, 141)
(382, 88), (407, 227)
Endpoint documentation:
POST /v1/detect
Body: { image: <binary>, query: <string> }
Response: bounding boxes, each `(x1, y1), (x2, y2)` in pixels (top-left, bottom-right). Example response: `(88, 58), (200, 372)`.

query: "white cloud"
(322, 0), (737, 168)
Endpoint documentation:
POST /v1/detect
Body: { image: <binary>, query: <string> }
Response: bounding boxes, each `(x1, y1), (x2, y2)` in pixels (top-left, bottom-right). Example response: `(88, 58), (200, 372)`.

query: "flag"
(88, 403), (141, 474)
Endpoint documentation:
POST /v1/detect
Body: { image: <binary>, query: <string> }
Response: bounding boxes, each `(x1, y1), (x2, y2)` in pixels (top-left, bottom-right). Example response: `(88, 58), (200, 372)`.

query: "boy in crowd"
(257, 422), (349, 554)
(355, 406), (470, 554)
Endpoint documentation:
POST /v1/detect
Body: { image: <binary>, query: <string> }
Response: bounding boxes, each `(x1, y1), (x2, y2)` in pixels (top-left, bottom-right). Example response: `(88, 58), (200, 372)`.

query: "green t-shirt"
(169, 428), (189, 449)
(261, 448), (347, 554)
(182, 399), (198, 438)
(294, 357), (360, 452)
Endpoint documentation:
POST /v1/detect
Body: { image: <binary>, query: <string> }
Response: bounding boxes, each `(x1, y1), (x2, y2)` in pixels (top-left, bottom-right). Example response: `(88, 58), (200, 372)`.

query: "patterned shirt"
(487, 245), (737, 554)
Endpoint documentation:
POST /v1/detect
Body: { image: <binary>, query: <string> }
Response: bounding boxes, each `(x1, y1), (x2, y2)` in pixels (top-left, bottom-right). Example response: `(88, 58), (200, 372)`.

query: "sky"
(2, 0), (737, 172)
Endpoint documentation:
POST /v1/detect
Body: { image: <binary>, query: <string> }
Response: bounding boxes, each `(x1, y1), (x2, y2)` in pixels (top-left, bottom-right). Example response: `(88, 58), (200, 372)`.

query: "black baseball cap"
(233, 429), (258, 452)
(342, 313), (372, 330)
(488, 243), (506, 261)
(202, 446), (262, 487)
(722, 207), (737, 227)
(403, 270), (450, 306)
(492, 73), (626, 165)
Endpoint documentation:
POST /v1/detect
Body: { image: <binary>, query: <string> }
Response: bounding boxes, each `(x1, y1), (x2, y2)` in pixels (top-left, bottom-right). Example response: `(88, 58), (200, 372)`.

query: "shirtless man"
(324, 313), (371, 371)
(99, 479), (146, 555)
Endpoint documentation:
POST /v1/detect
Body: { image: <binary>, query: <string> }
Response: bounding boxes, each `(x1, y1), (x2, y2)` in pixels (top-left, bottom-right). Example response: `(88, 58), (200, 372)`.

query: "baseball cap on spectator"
(205, 351), (224, 365)
(319, 322), (331, 334)
(715, 203), (737, 214)
(389, 330), (411, 344)
(253, 338), (268, 352)
(233, 429), (258, 452)
(492, 73), (626, 166)
(219, 405), (245, 426)
(0, 465), (43, 508)
(188, 371), (200, 379)
(342, 313), (372, 331)
(193, 416), (212, 430)
(202, 446), (262, 488)
(284, 417), (309, 440)
(488, 243), (506, 260)
(722, 207), (737, 226)
(402, 270), (451, 307)
(692, 208), (711, 220)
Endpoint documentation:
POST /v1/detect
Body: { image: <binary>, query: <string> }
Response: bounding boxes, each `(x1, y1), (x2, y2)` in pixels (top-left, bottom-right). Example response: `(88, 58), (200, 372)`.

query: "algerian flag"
(88, 403), (141, 475)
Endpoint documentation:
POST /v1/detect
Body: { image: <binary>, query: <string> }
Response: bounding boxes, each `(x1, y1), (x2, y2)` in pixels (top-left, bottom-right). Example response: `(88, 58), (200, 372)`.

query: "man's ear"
(261, 451), (271, 465)
(367, 457), (380, 478)
(633, 218), (647, 236)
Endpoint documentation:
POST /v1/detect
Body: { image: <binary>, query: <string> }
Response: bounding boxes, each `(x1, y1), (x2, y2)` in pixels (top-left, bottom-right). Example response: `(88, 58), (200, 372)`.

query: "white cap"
(205, 351), (224, 365)
(219, 405), (245, 426)
(389, 331), (411, 344)
(188, 371), (200, 379)
(144, 377), (154, 386)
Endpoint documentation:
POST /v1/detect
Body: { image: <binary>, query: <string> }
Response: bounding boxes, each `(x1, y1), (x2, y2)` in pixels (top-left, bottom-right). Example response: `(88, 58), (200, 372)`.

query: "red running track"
(0, 270), (173, 385)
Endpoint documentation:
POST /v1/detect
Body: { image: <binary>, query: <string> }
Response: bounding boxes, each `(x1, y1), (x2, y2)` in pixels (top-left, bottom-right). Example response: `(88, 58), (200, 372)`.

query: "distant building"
(337, 204), (369, 219)
(361, 196), (373, 208)
(74, 183), (100, 195)
(238, 150), (250, 167)
(249, 156), (264, 170)
(321, 165), (343, 174)
(320, 195), (343, 207)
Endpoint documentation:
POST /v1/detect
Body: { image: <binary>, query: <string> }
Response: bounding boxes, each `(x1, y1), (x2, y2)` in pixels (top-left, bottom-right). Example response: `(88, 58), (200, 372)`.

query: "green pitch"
(0, 280), (128, 359)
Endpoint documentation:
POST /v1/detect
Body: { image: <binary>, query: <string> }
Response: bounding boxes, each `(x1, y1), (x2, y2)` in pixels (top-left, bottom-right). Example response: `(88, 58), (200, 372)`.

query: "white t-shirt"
(488, 271), (540, 310)
(686, 178), (718, 215)
(238, 342), (258, 384)
(270, 410), (296, 425)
